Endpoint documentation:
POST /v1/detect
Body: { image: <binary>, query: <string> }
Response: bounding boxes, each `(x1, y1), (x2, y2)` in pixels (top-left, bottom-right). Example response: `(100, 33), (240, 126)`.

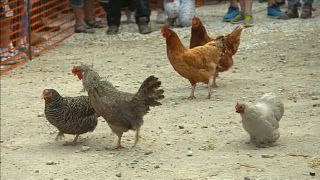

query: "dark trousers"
(100, 0), (151, 27)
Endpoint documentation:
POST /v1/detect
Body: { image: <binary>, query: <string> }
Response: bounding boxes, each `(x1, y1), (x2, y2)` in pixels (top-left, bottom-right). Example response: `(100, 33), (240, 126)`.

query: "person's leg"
(126, 0), (136, 23)
(267, 0), (288, 19)
(286, 0), (300, 18)
(230, 0), (245, 24)
(223, 0), (240, 22)
(83, 0), (105, 28)
(243, 0), (254, 27)
(71, 0), (95, 33)
(99, 0), (122, 34)
(135, 0), (152, 34)
(301, 0), (313, 18)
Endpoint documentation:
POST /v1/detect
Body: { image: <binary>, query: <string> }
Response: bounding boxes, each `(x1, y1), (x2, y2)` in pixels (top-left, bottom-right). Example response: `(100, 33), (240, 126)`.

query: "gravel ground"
(1, 1), (320, 179)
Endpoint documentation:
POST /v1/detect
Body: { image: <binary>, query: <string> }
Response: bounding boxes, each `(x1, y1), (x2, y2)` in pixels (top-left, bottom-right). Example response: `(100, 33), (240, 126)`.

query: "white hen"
(235, 93), (284, 147)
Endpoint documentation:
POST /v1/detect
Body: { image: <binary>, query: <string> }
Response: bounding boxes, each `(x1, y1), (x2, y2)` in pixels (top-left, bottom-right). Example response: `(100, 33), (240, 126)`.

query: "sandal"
(75, 24), (95, 33)
(85, 19), (106, 28)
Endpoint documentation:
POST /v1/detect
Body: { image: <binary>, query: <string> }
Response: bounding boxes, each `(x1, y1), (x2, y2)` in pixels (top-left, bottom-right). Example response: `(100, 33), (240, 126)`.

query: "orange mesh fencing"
(1, 0), (204, 75)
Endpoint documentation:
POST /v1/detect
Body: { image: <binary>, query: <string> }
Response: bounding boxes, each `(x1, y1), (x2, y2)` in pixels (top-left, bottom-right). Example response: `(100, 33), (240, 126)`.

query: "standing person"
(230, 0), (254, 28)
(223, 0), (287, 24)
(70, 0), (105, 33)
(286, 0), (313, 18)
(99, 0), (152, 35)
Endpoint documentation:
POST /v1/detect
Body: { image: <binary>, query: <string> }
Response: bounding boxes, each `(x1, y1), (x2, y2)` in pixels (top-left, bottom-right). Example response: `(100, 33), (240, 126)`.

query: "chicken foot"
(113, 132), (124, 150)
(132, 129), (140, 147)
(207, 76), (214, 99)
(188, 83), (196, 99)
(211, 72), (218, 88)
(63, 134), (80, 146)
(55, 131), (65, 141)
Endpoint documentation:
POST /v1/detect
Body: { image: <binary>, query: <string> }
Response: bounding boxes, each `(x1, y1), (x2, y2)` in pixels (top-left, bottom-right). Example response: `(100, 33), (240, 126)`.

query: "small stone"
(310, 172), (315, 176)
(116, 172), (122, 177)
(46, 161), (57, 165)
(35, 170), (39, 173)
(154, 165), (160, 169)
(144, 150), (153, 155)
(187, 150), (193, 156)
(261, 154), (276, 158)
(81, 146), (90, 152)
(311, 96), (319, 100)
(201, 126), (208, 129)
(178, 125), (184, 129)
(37, 112), (45, 117)
(166, 142), (171, 146)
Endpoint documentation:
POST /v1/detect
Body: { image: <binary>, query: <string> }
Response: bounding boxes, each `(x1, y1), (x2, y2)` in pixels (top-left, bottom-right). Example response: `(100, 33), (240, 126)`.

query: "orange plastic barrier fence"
(0, 0), (204, 75)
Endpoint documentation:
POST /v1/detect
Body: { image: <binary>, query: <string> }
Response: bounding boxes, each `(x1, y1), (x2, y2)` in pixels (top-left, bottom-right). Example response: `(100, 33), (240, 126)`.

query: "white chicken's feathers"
(239, 93), (284, 145)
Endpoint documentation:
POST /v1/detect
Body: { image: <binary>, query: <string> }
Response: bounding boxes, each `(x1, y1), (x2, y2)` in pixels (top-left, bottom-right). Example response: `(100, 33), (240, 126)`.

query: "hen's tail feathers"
(260, 93), (284, 122)
(224, 26), (243, 55)
(137, 75), (165, 107)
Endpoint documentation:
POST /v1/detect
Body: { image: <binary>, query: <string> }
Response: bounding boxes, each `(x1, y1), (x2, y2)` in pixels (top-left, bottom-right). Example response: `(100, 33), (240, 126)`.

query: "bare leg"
(113, 132), (123, 149)
(84, 0), (95, 22)
(244, 0), (253, 15)
(239, 0), (246, 12)
(55, 131), (65, 141)
(207, 76), (214, 99)
(188, 83), (196, 99)
(63, 134), (80, 146)
(73, 7), (85, 27)
(133, 129), (140, 147)
(230, 0), (239, 8)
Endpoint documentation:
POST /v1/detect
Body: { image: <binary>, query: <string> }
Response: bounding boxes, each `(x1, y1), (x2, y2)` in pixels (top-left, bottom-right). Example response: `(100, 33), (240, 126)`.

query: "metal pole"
(27, 0), (32, 60)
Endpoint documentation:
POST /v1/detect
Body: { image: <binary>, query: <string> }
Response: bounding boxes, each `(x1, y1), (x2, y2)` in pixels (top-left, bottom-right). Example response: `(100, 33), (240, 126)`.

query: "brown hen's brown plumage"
(190, 16), (243, 73)
(162, 25), (221, 99)
(72, 65), (164, 149)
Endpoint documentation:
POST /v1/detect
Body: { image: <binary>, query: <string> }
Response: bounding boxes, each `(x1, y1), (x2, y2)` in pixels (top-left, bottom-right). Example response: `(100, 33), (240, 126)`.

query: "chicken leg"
(63, 134), (80, 146)
(207, 76), (214, 99)
(113, 132), (124, 149)
(55, 131), (65, 141)
(133, 129), (140, 147)
(188, 83), (196, 99)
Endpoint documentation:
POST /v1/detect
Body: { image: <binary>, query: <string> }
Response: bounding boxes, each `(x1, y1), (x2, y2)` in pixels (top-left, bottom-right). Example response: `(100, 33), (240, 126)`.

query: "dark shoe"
(106, 26), (119, 35)
(138, 24), (152, 34)
(301, 3), (312, 19)
(75, 24), (95, 33)
(286, 4), (299, 18)
(137, 17), (151, 34)
(85, 19), (106, 28)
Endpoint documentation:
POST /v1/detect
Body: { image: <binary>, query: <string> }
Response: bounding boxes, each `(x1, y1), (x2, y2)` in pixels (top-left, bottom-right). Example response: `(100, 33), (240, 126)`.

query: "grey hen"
(72, 65), (164, 149)
(43, 89), (99, 146)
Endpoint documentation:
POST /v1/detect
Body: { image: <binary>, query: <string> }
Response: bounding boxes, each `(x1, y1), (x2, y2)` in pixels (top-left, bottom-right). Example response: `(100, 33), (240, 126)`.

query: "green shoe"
(230, 13), (244, 24)
(243, 15), (254, 28)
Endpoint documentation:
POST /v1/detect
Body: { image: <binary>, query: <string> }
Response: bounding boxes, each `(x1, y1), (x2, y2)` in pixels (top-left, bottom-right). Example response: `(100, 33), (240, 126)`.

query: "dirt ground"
(1, 1), (320, 179)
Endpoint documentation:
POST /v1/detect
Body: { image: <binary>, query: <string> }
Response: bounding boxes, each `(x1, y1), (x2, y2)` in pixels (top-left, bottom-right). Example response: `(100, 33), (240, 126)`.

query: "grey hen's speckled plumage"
(74, 65), (164, 147)
(44, 89), (98, 136)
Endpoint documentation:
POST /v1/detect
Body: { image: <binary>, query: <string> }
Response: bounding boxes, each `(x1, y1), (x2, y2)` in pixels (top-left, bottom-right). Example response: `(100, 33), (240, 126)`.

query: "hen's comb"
(71, 66), (78, 75)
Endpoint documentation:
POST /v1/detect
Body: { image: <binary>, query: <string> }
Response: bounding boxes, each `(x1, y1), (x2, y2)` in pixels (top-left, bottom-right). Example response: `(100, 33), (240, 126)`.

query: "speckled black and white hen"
(43, 89), (99, 146)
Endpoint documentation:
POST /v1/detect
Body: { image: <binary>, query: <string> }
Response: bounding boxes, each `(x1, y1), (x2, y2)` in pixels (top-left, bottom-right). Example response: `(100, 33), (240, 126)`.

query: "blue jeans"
(287, 0), (313, 6)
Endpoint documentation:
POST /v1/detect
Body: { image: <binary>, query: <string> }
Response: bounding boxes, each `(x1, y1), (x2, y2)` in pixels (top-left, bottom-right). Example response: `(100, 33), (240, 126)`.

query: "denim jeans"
(287, 0), (313, 6)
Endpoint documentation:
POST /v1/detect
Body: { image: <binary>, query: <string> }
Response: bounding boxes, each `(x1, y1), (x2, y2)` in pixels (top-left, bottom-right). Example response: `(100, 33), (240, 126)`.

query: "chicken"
(161, 25), (221, 99)
(42, 89), (98, 146)
(190, 16), (243, 74)
(235, 93), (284, 147)
(164, 0), (195, 27)
(72, 65), (164, 149)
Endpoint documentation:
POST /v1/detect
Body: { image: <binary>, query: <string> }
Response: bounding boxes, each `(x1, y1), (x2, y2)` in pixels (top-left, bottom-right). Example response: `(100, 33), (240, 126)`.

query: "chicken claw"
(55, 131), (65, 141)
(62, 134), (80, 146)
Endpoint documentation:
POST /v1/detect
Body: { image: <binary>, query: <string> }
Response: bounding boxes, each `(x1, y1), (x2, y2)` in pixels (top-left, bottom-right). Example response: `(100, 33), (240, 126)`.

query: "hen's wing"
(182, 41), (221, 69)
